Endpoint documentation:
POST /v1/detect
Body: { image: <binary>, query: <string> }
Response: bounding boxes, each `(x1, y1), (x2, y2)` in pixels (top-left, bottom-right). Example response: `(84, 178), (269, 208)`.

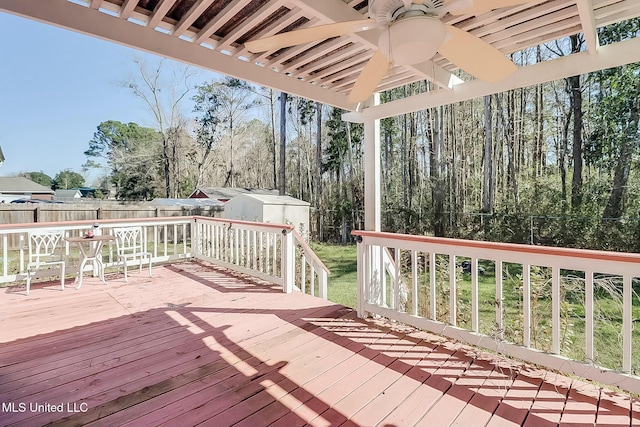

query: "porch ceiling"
(2, 0), (640, 118)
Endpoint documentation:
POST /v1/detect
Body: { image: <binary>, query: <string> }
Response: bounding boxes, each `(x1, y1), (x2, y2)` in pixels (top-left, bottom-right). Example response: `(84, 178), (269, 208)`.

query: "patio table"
(65, 235), (115, 288)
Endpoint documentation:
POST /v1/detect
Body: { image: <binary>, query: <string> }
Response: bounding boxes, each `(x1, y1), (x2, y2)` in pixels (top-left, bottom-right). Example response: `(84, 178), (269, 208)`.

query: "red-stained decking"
(0, 262), (637, 427)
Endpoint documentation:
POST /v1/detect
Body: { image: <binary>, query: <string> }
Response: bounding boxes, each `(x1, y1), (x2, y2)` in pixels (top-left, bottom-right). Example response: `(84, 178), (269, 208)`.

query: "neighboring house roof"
(229, 194), (310, 206)
(189, 187), (279, 200)
(0, 177), (54, 194)
(150, 198), (224, 209)
(55, 189), (82, 199)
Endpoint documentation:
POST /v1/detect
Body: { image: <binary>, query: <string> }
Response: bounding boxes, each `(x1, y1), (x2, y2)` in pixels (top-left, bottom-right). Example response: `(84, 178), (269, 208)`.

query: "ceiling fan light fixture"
(378, 16), (446, 66)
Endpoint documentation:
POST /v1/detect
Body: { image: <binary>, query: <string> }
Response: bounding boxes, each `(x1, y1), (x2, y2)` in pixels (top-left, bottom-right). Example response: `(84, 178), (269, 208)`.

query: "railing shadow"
(0, 262), (634, 427)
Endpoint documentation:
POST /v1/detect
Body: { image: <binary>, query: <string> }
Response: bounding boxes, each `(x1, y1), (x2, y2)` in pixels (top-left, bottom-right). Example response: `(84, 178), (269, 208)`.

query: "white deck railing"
(191, 217), (328, 298)
(0, 217), (328, 299)
(353, 230), (640, 394)
(0, 217), (192, 285)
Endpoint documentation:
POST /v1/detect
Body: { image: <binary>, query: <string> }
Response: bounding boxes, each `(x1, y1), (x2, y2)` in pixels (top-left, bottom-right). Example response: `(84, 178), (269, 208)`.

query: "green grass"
(310, 242), (358, 308)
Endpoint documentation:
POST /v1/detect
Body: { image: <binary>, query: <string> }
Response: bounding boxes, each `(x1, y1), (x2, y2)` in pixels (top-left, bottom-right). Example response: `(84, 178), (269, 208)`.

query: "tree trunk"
(482, 95), (494, 213)
(569, 35), (584, 210)
(315, 102), (323, 241)
(603, 144), (633, 218)
(162, 136), (171, 198)
(270, 90), (277, 189)
(279, 92), (287, 196)
(506, 91), (519, 207)
(431, 106), (445, 237)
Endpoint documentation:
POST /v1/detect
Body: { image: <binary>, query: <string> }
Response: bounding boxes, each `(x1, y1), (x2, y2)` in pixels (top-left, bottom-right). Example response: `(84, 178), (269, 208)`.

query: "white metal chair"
(26, 230), (66, 295)
(114, 227), (152, 282)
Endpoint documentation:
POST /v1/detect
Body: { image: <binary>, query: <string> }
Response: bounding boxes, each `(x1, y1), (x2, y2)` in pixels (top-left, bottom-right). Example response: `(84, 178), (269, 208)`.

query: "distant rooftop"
(0, 177), (54, 194)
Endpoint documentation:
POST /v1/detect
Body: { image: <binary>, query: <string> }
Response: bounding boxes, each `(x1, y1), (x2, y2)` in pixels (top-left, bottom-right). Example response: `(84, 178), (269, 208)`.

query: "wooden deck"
(1, 262), (638, 427)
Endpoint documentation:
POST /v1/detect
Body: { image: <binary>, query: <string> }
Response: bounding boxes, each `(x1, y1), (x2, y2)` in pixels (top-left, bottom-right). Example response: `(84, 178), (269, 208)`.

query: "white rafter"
(148, 0), (178, 29)
(119, 0), (138, 20)
(576, 0), (598, 53)
(173, 0), (216, 37)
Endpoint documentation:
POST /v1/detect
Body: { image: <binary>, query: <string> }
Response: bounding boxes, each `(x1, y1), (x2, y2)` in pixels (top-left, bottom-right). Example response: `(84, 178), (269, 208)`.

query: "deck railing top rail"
(0, 216), (192, 234)
(192, 216), (295, 232)
(352, 230), (640, 267)
(292, 229), (330, 275)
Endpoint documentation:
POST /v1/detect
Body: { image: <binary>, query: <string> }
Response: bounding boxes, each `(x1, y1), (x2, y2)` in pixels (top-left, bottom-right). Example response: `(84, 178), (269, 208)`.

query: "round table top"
(65, 234), (115, 243)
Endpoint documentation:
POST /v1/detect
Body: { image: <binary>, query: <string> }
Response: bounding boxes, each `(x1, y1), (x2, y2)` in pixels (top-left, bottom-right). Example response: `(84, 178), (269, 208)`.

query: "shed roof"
(150, 198), (224, 208)
(190, 187), (279, 200)
(0, 177), (54, 194)
(230, 193), (311, 206)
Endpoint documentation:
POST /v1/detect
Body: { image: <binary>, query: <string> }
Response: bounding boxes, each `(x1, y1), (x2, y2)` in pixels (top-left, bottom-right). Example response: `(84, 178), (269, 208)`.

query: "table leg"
(94, 241), (107, 284)
(73, 240), (108, 288)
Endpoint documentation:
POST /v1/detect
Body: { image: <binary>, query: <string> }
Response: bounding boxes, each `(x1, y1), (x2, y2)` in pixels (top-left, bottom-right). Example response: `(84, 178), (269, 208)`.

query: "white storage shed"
(222, 194), (310, 236)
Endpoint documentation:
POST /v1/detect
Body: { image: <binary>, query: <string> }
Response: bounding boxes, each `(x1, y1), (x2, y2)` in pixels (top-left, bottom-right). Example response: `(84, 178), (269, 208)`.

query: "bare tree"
(125, 58), (193, 197)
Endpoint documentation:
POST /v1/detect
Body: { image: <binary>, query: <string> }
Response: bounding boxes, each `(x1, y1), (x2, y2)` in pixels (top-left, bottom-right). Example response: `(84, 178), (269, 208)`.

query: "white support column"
(364, 93), (381, 232)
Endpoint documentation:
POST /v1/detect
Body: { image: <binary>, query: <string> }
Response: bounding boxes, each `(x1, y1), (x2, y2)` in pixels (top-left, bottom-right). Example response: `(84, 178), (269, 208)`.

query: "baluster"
(523, 264), (531, 348)
(585, 270), (594, 363)
(471, 258), (479, 333)
(411, 250), (418, 316)
(623, 274), (632, 372)
(450, 254), (456, 326)
(496, 261), (503, 340)
(552, 266), (561, 354)
(429, 252), (436, 320)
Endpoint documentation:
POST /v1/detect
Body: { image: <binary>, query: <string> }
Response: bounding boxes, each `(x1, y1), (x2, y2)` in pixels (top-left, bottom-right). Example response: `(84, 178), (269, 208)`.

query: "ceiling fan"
(245, 0), (538, 104)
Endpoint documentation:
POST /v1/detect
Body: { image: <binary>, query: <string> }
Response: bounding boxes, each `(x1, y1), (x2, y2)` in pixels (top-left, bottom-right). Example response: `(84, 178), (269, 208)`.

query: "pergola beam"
(344, 34), (640, 123)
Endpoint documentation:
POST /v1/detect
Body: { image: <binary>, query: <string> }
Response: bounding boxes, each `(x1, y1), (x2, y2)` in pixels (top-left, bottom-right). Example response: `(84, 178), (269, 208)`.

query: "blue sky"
(0, 12), (220, 183)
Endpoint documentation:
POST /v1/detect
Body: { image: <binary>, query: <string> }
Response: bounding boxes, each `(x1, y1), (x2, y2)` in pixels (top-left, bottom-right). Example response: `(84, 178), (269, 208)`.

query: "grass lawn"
(310, 242), (358, 308)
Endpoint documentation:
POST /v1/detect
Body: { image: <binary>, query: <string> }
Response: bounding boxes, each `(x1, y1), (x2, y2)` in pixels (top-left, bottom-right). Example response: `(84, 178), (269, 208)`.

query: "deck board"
(0, 261), (638, 427)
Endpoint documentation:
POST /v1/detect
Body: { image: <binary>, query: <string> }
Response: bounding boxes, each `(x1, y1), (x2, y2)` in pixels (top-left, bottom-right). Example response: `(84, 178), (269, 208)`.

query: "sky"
(0, 12), (221, 183)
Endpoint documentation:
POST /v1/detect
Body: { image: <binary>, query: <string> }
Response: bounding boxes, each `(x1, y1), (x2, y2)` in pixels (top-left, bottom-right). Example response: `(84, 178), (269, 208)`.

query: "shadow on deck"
(0, 262), (637, 426)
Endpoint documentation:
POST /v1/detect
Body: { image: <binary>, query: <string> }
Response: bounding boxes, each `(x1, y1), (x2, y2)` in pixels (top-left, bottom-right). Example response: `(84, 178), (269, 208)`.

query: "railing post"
(318, 268), (328, 300)
(355, 235), (365, 318)
(190, 218), (199, 260)
(281, 229), (294, 293)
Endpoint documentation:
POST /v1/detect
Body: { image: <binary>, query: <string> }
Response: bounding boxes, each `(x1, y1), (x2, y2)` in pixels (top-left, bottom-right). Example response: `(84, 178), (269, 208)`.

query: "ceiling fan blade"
(245, 19), (376, 53)
(446, 0), (537, 16)
(438, 25), (517, 83)
(347, 51), (390, 104)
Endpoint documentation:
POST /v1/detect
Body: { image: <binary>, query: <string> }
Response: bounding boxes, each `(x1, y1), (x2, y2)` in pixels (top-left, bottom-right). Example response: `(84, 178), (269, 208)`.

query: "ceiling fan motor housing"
(369, 0), (445, 22)
(377, 16), (447, 66)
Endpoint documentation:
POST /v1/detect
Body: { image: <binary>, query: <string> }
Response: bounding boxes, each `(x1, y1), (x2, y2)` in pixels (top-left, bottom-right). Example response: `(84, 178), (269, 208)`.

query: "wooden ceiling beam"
(194, 0), (252, 45)
(216, 0), (288, 51)
(173, 0), (216, 37)
(148, 0), (178, 29)
(119, 0), (139, 20)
